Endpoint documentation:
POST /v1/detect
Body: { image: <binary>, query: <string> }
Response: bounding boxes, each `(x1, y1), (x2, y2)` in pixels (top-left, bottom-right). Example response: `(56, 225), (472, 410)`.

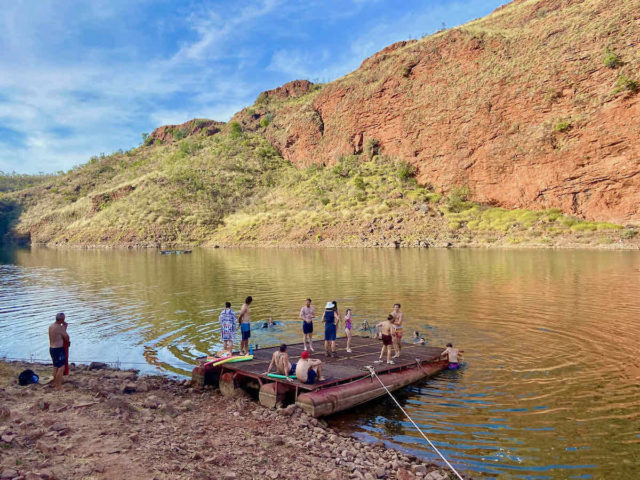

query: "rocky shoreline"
(0, 361), (465, 480)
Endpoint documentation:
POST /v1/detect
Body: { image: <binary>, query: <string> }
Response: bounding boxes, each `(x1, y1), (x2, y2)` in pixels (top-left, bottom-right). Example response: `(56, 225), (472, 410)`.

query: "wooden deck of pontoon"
(192, 336), (447, 417)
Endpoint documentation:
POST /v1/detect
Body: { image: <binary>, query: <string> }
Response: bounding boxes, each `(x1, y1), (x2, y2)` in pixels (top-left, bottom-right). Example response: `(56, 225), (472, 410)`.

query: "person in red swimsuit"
(374, 315), (397, 365)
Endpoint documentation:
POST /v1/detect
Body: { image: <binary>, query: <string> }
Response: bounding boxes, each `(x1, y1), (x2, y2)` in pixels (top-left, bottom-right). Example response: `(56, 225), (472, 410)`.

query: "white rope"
(365, 365), (465, 480)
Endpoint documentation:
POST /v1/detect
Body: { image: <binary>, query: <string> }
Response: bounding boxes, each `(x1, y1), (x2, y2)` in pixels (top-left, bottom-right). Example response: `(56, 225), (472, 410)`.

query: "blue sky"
(0, 0), (506, 174)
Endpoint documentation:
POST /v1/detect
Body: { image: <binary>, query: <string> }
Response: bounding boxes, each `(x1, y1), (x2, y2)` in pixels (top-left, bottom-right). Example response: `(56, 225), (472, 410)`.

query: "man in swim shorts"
(266, 344), (294, 376)
(441, 342), (463, 369)
(374, 315), (397, 365)
(391, 303), (403, 358)
(238, 296), (252, 355)
(295, 350), (324, 384)
(48, 312), (70, 390)
(219, 302), (236, 353)
(300, 298), (315, 351)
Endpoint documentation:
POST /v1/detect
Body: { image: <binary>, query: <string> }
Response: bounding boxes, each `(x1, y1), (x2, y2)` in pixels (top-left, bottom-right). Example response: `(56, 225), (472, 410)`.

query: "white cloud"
(0, 0), (505, 173)
(173, 0), (281, 62)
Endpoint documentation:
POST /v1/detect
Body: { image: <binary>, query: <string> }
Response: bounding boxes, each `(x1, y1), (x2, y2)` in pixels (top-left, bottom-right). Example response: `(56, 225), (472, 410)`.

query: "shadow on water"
(329, 367), (466, 435)
(0, 197), (28, 252)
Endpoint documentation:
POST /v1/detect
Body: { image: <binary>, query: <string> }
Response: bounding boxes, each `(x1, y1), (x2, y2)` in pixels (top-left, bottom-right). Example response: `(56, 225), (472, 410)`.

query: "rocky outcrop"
(90, 184), (136, 213)
(237, 0), (640, 223)
(257, 79), (315, 102)
(147, 118), (223, 145)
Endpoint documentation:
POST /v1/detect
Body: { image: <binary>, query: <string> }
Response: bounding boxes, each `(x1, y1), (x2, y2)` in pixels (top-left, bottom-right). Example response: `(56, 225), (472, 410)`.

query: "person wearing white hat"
(322, 301), (340, 357)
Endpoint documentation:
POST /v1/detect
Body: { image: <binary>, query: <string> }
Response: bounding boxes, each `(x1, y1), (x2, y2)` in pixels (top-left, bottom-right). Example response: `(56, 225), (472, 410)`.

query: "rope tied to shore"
(365, 365), (465, 480)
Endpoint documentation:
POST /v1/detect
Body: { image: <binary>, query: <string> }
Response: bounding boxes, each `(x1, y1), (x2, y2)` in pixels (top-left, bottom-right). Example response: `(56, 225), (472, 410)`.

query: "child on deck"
(374, 315), (397, 365)
(344, 308), (353, 353)
(441, 342), (463, 369)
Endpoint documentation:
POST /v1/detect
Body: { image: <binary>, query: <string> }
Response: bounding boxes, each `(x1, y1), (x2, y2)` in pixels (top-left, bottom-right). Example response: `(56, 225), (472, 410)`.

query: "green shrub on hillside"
(174, 128), (188, 141)
(446, 186), (472, 213)
(259, 118), (270, 128)
(603, 52), (622, 69)
(364, 138), (380, 159)
(229, 122), (243, 138)
(353, 176), (366, 190)
(396, 161), (416, 181)
(554, 121), (571, 132)
(614, 75), (639, 94)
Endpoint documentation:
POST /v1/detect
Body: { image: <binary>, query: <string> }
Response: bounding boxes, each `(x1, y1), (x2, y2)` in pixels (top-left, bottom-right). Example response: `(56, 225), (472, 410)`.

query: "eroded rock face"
(240, 0), (640, 223)
(147, 119), (224, 145)
(258, 80), (315, 102)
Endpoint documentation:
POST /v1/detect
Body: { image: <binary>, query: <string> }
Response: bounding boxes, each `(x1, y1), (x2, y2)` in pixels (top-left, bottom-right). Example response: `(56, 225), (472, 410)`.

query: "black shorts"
(50, 347), (66, 368)
(302, 321), (313, 334)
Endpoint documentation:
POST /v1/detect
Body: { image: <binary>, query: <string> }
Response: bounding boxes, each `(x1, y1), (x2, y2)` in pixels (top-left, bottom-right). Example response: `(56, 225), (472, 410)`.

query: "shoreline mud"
(11, 240), (640, 251)
(0, 360), (465, 480)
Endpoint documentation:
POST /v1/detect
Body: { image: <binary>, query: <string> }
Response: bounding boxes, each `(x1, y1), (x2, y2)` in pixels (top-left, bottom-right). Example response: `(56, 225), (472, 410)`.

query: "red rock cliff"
(235, 0), (640, 223)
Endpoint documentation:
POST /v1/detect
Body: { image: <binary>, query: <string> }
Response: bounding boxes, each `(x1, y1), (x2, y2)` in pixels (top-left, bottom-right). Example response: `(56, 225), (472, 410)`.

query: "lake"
(1, 247), (639, 478)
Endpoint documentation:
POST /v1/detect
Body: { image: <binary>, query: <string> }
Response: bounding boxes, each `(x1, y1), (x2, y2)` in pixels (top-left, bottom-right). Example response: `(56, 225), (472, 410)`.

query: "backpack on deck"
(18, 369), (39, 386)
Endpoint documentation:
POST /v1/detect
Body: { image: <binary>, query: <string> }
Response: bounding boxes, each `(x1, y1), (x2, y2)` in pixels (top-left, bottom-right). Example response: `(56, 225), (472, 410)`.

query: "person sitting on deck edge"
(441, 342), (463, 370)
(374, 315), (397, 365)
(295, 350), (324, 384)
(265, 344), (295, 377)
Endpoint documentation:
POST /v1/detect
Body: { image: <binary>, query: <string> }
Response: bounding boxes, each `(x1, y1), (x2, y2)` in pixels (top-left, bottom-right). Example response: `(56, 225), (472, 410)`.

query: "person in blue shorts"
(238, 296), (253, 355)
(295, 350), (324, 384)
(322, 301), (340, 357)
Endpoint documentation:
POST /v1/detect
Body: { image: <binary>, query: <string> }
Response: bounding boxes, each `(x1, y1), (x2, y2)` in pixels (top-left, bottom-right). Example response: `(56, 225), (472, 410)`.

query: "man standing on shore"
(391, 303), (404, 358)
(48, 313), (70, 390)
(238, 296), (253, 355)
(300, 298), (315, 351)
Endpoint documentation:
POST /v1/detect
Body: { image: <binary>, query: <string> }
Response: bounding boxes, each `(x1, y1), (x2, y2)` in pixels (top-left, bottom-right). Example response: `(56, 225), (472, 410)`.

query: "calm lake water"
(1, 247), (639, 478)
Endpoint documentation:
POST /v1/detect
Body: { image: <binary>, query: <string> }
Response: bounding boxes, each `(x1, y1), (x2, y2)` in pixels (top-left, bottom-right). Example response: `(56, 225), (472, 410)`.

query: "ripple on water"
(1, 248), (640, 478)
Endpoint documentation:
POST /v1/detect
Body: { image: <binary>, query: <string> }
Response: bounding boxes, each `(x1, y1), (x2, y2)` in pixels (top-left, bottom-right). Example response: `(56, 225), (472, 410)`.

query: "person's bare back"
(378, 319), (395, 336)
(443, 347), (460, 363)
(48, 322), (68, 348)
(238, 303), (250, 325)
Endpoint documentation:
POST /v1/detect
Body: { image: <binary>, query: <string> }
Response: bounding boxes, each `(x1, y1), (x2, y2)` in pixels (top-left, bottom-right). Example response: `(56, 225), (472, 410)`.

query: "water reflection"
(1, 247), (639, 478)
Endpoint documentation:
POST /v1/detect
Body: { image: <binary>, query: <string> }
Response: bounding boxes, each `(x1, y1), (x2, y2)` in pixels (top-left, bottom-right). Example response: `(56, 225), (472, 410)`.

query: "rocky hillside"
(1, 0), (639, 248)
(232, 0), (640, 224)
